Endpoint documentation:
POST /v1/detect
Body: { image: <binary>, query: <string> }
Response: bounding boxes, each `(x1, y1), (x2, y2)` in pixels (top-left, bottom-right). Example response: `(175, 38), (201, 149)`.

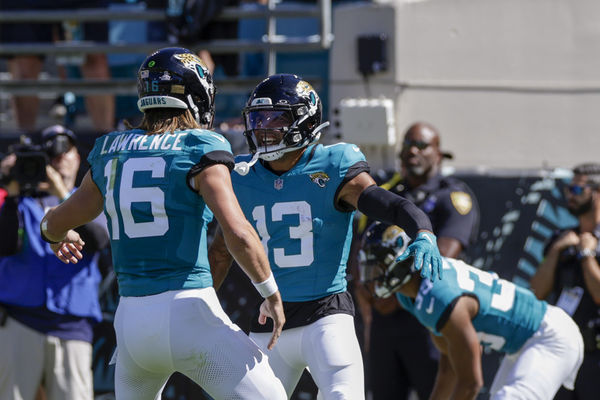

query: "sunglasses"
(565, 184), (589, 196)
(402, 139), (431, 151)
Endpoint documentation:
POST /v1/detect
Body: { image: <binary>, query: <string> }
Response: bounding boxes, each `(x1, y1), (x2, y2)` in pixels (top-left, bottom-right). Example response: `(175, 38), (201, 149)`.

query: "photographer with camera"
(0, 125), (108, 400)
(530, 162), (600, 400)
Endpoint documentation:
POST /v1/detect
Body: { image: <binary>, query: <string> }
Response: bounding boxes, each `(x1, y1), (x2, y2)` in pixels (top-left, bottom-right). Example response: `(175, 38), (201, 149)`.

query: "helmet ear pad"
(137, 47), (216, 127)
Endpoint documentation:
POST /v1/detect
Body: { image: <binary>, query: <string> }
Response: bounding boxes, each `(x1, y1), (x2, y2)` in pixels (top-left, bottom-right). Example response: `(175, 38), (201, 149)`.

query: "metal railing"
(0, 1), (332, 96)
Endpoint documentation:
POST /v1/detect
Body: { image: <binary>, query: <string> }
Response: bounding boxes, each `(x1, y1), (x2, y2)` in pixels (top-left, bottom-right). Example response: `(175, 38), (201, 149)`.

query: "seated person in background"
(0, 0), (114, 132)
(358, 222), (584, 400)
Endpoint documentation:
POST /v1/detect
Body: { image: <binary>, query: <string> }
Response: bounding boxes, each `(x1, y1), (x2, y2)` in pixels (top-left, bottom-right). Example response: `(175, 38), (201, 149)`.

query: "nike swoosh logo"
(210, 133), (225, 143)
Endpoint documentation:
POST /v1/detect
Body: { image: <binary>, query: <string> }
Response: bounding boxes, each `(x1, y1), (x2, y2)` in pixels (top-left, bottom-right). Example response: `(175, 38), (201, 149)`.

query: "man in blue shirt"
(0, 125), (108, 400)
(360, 222), (584, 400)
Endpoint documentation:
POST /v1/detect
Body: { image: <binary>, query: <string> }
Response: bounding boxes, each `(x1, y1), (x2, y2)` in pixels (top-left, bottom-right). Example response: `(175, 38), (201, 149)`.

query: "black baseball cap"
(41, 125), (77, 144)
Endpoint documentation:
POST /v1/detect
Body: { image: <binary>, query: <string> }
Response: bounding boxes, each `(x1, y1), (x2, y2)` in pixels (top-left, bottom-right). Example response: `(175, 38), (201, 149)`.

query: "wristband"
(578, 248), (597, 260)
(40, 220), (62, 244)
(253, 274), (278, 298)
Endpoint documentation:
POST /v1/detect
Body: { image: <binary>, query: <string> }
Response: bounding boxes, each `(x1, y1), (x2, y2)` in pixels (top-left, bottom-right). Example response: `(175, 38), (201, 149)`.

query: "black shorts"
(0, 0), (109, 56)
(249, 291), (355, 333)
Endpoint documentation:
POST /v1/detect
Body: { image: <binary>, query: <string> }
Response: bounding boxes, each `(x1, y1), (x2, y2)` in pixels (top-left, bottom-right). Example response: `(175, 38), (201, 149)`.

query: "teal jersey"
(397, 258), (547, 354)
(232, 143), (369, 302)
(87, 129), (233, 297)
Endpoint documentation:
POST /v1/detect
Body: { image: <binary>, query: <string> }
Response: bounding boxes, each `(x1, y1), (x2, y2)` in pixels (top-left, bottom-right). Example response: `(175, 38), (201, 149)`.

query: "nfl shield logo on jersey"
(274, 178), (284, 190)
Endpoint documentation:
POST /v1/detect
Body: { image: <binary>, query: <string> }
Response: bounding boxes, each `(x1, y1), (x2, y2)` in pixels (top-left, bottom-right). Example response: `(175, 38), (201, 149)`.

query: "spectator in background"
(530, 162), (600, 400)
(352, 122), (480, 400)
(0, 1), (115, 132)
(107, 0), (168, 130)
(0, 125), (109, 400)
(166, 0), (241, 77)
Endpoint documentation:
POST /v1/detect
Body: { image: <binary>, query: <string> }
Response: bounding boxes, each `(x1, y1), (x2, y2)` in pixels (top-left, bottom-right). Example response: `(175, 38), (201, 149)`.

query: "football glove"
(395, 231), (443, 282)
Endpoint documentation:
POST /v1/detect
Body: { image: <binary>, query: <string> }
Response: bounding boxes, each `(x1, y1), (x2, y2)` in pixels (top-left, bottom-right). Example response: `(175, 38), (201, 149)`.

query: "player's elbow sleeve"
(357, 185), (432, 237)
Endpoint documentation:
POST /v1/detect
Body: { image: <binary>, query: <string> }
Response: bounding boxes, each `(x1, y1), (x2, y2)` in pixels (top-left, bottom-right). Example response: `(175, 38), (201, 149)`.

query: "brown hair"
(124, 109), (203, 135)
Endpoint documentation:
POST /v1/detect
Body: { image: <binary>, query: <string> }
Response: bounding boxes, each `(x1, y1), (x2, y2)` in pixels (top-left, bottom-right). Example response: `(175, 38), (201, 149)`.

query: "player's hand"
(258, 291), (285, 350)
(50, 230), (85, 264)
(396, 230), (443, 282)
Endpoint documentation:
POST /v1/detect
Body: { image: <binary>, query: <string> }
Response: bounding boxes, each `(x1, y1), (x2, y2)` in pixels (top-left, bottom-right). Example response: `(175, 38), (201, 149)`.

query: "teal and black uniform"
(232, 142), (369, 330)
(87, 128), (234, 297)
(362, 172), (480, 400)
(397, 258), (547, 354)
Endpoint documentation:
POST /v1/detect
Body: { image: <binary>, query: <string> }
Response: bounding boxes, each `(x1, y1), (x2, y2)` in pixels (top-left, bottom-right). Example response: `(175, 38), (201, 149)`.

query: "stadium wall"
(328, 0), (600, 171)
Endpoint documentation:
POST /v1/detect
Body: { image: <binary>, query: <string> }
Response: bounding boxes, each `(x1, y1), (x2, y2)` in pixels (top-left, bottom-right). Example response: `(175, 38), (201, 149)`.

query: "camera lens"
(45, 135), (72, 158)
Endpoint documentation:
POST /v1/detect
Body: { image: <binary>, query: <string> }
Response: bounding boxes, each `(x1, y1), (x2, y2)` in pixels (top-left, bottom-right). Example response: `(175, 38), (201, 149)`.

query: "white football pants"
(113, 287), (286, 400)
(490, 305), (584, 400)
(250, 313), (364, 400)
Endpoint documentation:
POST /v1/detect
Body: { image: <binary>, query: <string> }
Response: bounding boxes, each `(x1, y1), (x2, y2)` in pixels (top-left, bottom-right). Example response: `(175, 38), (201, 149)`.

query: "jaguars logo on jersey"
(309, 172), (330, 188)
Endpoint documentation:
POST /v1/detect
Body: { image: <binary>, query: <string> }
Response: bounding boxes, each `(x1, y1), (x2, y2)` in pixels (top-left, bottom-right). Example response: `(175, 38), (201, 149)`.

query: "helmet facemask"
(241, 74), (328, 162)
(243, 106), (316, 161)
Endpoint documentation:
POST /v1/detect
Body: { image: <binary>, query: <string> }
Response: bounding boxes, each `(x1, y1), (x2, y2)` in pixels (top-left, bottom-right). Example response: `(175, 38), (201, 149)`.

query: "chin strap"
(311, 121), (330, 139)
(187, 94), (200, 123)
(233, 152), (261, 176)
(234, 121), (331, 175)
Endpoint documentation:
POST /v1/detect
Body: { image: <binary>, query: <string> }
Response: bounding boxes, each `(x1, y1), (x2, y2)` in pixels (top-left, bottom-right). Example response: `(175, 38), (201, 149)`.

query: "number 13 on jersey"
(252, 201), (314, 268)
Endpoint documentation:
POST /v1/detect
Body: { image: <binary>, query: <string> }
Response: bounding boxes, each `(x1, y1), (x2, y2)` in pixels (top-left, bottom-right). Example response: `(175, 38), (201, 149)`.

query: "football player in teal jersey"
(359, 222), (584, 400)
(209, 74), (443, 399)
(39, 47), (287, 400)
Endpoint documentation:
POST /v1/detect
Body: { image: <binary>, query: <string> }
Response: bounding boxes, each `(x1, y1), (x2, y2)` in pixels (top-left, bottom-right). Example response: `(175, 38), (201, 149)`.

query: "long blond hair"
(124, 109), (203, 135)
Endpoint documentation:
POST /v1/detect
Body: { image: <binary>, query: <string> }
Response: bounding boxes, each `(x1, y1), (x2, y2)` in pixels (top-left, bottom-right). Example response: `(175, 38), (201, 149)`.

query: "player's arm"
(337, 171), (442, 281)
(435, 295), (482, 400)
(208, 225), (234, 291)
(579, 232), (600, 304)
(429, 333), (456, 400)
(195, 163), (284, 349)
(337, 172), (433, 238)
(530, 231), (579, 299)
(41, 171), (104, 263)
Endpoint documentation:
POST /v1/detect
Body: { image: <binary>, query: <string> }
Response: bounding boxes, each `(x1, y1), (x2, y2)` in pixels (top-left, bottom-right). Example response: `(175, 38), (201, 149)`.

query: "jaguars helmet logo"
(174, 53), (209, 80)
(381, 225), (405, 246)
(309, 172), (330, 188)
(296, 80), (319, 111)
